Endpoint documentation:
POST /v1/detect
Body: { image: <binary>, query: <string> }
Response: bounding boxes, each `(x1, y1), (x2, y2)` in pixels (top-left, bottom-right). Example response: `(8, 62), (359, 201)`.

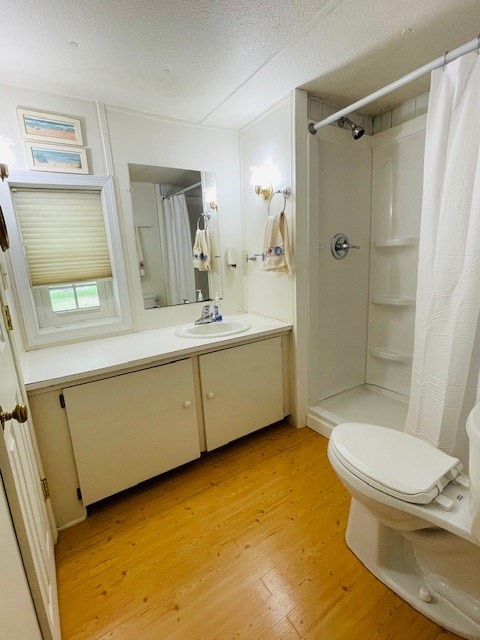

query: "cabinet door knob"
(207, 392), (215, 400)
(183, 400), (192, 409)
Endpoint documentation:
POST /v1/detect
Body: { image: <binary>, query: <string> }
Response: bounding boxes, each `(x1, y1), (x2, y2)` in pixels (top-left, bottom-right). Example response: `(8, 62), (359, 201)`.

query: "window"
(33, 279), (115, 328)
(12, 186), (115, 329)
(1, 172), (132, 348)
(49, 283), (101, 312)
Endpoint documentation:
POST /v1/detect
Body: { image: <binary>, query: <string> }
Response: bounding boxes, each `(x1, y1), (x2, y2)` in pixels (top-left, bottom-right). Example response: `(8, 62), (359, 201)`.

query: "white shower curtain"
(405, 51), (480, 454)
(163, 194), (196, 305)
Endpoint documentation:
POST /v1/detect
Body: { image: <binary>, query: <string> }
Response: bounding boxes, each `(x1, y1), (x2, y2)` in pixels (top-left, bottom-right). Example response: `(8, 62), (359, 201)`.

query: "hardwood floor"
(56, 423), (461, 640)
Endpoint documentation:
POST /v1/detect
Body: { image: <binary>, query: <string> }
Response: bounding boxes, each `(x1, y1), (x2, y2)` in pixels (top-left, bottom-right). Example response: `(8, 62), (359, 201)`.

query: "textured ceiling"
(1, 0), (479, 129)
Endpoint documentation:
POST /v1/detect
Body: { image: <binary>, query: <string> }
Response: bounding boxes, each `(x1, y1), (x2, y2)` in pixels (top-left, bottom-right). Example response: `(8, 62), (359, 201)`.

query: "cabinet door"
(63, 359), (200, 505)
(200, 338), (284, 450)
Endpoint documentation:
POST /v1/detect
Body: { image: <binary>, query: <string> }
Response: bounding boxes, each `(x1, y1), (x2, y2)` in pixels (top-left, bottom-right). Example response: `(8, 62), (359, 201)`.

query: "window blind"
(13, 188), (112, 286)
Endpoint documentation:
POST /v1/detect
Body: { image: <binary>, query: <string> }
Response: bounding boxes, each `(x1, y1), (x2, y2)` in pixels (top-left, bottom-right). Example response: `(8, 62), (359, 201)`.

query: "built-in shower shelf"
(374, 236), (418, 248)
(369, 347), (412, 363)
(372, 296), (416, 307)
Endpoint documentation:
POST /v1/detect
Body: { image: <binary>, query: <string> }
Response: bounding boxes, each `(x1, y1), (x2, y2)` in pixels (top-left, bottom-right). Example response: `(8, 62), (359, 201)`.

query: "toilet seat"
(330, 423), (463, 505)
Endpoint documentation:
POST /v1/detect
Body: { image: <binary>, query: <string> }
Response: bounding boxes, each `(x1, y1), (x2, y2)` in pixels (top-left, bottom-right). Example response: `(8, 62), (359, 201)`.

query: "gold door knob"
(0, 403), (28, 429)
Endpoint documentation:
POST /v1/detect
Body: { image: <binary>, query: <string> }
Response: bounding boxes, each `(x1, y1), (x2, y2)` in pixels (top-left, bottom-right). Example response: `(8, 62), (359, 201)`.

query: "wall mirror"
(128, 164), (222, 310)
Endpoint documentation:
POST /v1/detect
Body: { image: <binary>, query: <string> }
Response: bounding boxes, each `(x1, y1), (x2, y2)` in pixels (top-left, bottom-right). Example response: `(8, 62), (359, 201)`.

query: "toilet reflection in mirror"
(128, 164), (222, 310)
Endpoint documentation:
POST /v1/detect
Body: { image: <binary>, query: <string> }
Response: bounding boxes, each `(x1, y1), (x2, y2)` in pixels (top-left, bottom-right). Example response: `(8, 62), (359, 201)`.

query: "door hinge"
(59, 393), (65, 409)
(40, 477), (50, 501)
(2, 305), (13, 331)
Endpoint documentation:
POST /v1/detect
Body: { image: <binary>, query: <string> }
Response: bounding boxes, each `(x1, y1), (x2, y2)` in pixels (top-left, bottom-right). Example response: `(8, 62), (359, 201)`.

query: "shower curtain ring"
(443, 51), (449, 71)
(477, 35), (480, 54)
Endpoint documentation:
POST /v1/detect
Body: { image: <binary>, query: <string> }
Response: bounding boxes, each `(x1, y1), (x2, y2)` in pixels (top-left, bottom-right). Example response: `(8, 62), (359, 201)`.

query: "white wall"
(307, 126), (372, 403)
(292, 90), (310, 428)
(106, 106), (244, 330)
(0, 83), (106, 175)
(239, 97), (295, 324)
(239, 93), (308, 426)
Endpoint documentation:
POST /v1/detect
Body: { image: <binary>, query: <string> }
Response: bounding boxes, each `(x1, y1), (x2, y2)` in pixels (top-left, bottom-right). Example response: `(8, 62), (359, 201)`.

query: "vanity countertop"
(23, 314), (292, 392)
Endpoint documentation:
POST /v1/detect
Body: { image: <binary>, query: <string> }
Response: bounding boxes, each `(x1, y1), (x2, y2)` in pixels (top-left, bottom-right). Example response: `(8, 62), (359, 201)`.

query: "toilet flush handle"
(433, 494), (454, 511)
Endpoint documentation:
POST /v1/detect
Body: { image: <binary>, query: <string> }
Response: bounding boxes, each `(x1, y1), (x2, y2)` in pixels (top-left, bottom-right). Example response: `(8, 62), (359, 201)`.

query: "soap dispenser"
(213, 292), (222, 321)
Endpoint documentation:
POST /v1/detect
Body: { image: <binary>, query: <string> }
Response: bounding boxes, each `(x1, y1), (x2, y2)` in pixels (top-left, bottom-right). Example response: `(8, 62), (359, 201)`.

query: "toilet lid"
(330, 422), (463, 504)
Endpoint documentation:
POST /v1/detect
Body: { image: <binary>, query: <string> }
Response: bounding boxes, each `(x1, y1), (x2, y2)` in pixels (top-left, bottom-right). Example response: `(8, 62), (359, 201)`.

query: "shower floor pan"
(307, 384), (409, 438)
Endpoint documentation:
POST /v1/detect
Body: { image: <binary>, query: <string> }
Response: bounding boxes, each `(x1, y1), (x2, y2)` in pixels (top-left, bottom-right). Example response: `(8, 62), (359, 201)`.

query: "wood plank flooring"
(56, 423), (461, 640)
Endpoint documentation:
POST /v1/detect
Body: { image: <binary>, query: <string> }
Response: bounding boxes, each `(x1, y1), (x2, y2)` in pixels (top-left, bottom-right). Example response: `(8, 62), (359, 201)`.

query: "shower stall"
(306, 113), (427, 436)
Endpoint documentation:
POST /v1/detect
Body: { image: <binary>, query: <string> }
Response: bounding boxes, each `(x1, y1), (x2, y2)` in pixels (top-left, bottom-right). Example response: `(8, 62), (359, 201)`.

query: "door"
(200, 338), (285, 450)
(64, 359), (200, 505)
(0, 470), (43, 640)
(0, 252), (60, 640)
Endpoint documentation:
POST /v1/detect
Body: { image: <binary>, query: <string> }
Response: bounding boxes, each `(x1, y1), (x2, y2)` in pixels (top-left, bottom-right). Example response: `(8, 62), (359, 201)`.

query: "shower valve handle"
(331, 233), (360, 259)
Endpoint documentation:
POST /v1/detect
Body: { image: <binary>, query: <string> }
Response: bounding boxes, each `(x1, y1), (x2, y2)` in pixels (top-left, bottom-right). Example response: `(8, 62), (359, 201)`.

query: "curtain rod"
(309, 36), (480, 135)
(163, 180), (202, 199)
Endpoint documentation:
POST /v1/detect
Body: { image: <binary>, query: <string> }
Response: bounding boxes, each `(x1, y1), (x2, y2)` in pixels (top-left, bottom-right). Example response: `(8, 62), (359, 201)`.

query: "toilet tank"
(467, 403), (480, 541)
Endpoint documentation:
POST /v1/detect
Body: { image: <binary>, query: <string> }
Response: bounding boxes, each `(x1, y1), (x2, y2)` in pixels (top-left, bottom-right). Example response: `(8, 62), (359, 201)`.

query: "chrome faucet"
(194, 304), (214, 324)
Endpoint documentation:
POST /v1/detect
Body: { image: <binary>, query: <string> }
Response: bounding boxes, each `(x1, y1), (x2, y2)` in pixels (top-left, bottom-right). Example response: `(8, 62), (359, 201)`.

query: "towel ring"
(196, 212), (210, 230)
(268, 186), (291, 217)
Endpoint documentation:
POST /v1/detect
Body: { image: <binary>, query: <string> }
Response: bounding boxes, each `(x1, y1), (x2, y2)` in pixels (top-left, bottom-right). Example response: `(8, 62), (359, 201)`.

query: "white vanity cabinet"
(199, 337), (284, 450)
(62, 359), (200, 505)
(62, 337), (285, 505)
(25, 319), (291, 527)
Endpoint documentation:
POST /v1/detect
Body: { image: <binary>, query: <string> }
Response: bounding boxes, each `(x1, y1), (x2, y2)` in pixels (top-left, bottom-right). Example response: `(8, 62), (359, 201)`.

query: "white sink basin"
(175, 319), (251, 339)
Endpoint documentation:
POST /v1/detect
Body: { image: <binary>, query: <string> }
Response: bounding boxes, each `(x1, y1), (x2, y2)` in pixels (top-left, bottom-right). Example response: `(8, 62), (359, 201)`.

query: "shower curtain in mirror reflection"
(405, 51), (480, 454)
(162, 194), (196, 305)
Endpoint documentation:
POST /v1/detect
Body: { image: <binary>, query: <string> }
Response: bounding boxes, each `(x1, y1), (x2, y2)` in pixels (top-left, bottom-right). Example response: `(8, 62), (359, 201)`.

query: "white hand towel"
(135, 225), (146, 276)
(193, 229), (211, 271)
(262, 211), (293, 274)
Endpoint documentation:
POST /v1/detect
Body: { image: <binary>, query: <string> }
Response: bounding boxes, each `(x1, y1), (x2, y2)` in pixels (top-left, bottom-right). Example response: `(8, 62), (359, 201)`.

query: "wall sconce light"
(0, 136), (15, 181)
(250, 159), (281, 200)
(204, 186), (218, 211)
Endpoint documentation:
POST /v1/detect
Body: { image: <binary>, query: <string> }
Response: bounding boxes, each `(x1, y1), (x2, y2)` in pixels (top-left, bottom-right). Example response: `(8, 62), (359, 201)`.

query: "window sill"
(25, 317), (134, 351)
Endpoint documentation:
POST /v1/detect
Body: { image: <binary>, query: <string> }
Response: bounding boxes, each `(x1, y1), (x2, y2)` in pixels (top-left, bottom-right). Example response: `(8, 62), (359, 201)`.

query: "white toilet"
(327, 403), (480, 639)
